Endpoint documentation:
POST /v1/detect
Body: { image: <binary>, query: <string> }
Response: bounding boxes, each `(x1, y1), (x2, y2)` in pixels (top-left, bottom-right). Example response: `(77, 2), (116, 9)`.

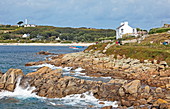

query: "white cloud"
(0, 0), (169, 29)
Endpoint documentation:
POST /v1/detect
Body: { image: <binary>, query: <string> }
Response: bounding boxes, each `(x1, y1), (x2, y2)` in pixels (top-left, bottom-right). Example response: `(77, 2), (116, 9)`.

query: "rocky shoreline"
(0, 50), (170, 108)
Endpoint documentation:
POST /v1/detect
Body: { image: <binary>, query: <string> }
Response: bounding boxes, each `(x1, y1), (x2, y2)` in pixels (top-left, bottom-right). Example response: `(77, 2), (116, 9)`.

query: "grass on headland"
(85, 42), (170, 66)
(106, 45), (170, 64)
(149, 27), (170, 34)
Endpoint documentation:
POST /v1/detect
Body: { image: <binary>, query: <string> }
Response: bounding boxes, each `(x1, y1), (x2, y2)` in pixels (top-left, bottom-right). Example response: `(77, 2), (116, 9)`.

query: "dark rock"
(99, 102), (105, 104)
(36, 51), (57, 55)
(25, 61), (46, 66)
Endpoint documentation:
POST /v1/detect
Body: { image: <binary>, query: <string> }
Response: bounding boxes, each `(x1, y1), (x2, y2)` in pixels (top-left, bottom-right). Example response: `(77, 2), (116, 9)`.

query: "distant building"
(163, 24), (170, 28)
(55, 37), (60, 41)
(22, 33), (30, 38)
(24, 24), (36, 27)
(116, 22), (137, 39)
(24, 19), (36, 27)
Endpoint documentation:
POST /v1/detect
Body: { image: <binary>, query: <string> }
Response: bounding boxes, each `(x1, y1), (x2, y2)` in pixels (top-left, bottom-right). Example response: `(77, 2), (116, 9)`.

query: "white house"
(22, 33), (30, 38)
(116, 22), (137, 39)
(55, 37), (60, 41)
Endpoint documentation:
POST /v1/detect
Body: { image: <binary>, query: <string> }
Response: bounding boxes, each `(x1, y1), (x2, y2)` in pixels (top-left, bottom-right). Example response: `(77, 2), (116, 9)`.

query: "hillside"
(0, 25), (116, 43)
(85, 32), (170, 66)
(141, 32), (170, 44)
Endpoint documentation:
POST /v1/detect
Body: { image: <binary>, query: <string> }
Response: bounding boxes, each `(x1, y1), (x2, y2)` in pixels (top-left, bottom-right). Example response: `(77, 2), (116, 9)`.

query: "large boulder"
(0, 68), (23, 91)
(122, 80), (141, 95)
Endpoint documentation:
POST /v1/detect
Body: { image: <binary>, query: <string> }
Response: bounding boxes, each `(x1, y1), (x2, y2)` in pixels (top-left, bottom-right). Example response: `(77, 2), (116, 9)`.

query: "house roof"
(116, 24), (124, 29)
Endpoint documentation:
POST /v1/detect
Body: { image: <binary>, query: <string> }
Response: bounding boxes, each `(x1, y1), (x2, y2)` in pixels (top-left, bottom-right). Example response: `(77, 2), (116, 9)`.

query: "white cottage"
(22, 33), (30, 38)
(116, 22), (137, 39)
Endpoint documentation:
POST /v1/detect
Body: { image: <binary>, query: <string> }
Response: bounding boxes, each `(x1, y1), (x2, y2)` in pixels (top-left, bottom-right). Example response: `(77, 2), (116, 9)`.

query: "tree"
(17, 21), (23, 27)
(136, 28), (141, 31)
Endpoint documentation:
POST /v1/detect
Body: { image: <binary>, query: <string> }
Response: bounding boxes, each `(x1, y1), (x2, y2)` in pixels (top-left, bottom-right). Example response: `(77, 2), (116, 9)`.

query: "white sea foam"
(74, 72), (86, 76)
(49, 92), (118, 108)
(29, 64), (111, 81)
(74, 67), (85, 72)
(29, 64), (84, 72)
(29, 64), (72, 72)
(0, 78), (117, 108)
(29, 63), (61, 70)
(62, 67), (72, 72)
(0, 77), (38, 99)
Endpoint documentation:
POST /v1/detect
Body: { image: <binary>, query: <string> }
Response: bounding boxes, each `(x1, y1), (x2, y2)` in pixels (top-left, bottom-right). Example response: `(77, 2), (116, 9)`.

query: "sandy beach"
(0, 43), (94, 46)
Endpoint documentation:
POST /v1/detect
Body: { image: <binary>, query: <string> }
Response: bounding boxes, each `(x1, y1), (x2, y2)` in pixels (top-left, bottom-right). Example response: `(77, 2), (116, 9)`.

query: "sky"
(0, 0), (170, 30)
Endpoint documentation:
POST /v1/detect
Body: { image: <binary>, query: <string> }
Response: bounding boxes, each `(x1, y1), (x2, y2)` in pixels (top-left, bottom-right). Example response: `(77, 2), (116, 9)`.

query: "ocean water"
(0, 45), (117, 109)
(0, 46), (82, 74)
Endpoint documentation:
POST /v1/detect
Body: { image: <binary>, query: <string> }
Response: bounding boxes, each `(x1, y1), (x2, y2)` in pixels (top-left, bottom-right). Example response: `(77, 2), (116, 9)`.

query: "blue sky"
(0, 0), (170, 30)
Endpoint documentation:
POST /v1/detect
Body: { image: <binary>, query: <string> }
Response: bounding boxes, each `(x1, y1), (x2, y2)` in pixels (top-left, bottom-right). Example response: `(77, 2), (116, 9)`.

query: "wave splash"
(0, 77), (118, 108)
(29, 63), (112, 82)
(0, 77), (38, 99)
(55, 91), (118, 108)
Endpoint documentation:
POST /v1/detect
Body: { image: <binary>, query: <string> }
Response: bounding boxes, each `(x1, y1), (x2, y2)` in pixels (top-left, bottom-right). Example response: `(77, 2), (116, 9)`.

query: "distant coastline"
(0, 43), (94, 46)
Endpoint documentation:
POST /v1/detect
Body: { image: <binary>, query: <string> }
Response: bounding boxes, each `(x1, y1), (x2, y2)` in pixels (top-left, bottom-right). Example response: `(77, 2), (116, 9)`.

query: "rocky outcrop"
(20, 66), (102, 98)
(22, 51), (170, 108)
(36, 51), (58, 55)
(0, 66), (169, 108)
(2, 49), (170, 108)
(0, 69), (23, 91)
(25, 61), (46, 66)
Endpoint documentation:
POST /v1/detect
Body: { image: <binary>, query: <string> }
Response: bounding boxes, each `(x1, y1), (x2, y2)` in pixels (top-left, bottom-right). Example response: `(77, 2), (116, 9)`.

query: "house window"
(133, 29), (135, 33)
(121, 29), (124, 33)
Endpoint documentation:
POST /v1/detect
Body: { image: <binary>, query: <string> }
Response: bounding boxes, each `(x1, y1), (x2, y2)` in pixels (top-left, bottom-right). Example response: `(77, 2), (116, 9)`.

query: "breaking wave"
(28, 63), (111, 82)
(0, 77), (118, 108)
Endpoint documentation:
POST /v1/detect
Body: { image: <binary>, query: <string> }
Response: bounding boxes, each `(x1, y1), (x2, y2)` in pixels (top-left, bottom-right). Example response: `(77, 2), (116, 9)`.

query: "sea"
(0, 46), (118, 109)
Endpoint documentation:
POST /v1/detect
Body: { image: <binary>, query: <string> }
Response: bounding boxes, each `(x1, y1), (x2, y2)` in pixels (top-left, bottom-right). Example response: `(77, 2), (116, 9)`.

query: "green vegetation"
(141, 33), (170, 44)
(98, 36), (116, 41)
(17, 21), (23, 27)
(86, 43), (170, 65)
(0, 25), (18, 30)
(107, 45), (169, 63)
(0, 25), (116, 43)
(86, 31), (170, 66)
(149, 27), (170, 34)
(86, 43), (109, 51)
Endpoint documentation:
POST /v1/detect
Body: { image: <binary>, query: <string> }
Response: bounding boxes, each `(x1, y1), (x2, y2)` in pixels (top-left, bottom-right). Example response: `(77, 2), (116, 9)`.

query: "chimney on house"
(124, 22), (128, 25)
